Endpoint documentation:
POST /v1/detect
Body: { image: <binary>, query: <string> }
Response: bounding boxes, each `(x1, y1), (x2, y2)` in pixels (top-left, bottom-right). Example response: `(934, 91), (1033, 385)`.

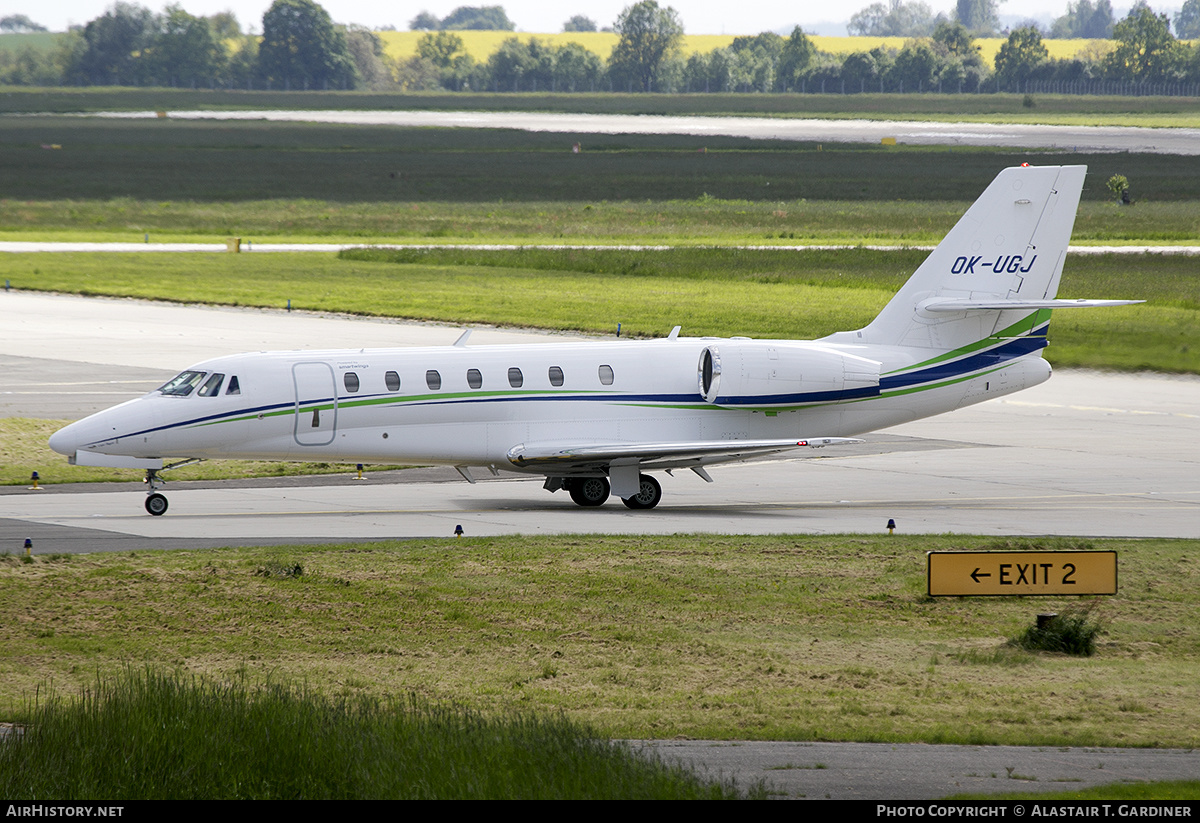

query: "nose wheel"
(142, 466), (174, 516)
(138, 460), (203, 515)
(145, 492), (169, 516)
(144, 468), (169, 516)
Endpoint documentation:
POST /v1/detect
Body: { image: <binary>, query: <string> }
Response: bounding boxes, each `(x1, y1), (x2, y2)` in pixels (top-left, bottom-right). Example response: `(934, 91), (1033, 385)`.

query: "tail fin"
(848, 165), (1088, 352)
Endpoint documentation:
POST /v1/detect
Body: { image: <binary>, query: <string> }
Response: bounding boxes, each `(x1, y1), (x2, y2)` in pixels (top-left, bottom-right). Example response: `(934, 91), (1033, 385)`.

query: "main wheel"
(568, 477), (610, 507)
(145, 493), (168, 516)
(622, 474), (662, 510)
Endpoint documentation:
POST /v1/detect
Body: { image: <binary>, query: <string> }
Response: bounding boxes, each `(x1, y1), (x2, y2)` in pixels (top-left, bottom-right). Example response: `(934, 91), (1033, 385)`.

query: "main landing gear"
(568, 477), (610, 507)
(621, 474), (662, 510)
(559, 474), (663, 510)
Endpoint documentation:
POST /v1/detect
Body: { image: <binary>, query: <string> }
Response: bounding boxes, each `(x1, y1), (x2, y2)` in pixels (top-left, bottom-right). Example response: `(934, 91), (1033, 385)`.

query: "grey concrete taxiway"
(635, 741), (1200, 799)
(97, 109), (1200, 155)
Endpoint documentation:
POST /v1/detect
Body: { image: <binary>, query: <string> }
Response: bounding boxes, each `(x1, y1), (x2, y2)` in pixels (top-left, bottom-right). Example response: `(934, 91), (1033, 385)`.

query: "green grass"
(1, 417), (413, 486)
(3, 198), (1198, 245)
(1, 535), (1197, 747)
(954, 780), (1200, 800)
(4, 247), (1195, 374)
(1011, 603), (1104, 656)
(5, 117), (1200, 205)
(0, 668), (755, 799)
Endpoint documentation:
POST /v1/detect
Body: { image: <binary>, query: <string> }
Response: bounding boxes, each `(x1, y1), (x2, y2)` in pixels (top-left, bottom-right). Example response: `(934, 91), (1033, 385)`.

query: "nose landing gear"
(141, 459), (204, 516)
(145, 491), (168, 516)
(143, 468), (169, 516)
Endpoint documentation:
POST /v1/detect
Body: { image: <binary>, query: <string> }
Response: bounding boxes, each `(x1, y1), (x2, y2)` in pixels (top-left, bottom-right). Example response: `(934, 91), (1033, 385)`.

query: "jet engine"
(698, 342), (881, 407)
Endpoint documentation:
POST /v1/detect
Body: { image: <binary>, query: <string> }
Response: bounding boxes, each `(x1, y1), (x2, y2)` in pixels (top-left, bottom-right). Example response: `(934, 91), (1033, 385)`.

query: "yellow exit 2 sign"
(927, 551), (1118, 597)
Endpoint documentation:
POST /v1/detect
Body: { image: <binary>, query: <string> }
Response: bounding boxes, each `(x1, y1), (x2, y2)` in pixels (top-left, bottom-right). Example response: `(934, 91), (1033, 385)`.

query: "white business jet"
(49, 165), (1138, 515)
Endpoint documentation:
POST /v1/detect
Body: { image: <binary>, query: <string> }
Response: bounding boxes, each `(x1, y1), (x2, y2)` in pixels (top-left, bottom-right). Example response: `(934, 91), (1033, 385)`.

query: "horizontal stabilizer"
(508, 437), (863, 471)
(920, 298), (1143, 313)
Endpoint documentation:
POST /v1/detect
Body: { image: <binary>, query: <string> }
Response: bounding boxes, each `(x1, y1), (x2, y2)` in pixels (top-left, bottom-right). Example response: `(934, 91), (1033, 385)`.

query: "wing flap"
(507, 437), (863, 472)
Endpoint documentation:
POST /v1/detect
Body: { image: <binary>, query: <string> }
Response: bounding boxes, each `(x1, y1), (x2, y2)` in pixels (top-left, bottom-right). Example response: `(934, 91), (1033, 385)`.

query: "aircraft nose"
(48, 421), (83, 456)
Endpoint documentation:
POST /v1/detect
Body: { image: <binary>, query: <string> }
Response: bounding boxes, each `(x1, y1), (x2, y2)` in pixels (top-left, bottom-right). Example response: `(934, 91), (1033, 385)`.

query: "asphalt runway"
(100, 109), (1200, 155)
(3, 291), (1197, 546)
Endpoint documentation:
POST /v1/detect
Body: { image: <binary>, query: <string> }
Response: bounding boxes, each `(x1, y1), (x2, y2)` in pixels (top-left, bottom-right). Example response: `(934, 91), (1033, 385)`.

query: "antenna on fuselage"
(453, 330), (472, 347)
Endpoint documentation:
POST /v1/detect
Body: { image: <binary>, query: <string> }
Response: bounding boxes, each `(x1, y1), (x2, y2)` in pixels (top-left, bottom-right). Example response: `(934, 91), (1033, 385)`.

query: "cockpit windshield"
(158, 370), (207, 396)
(198, 373), (225, 397)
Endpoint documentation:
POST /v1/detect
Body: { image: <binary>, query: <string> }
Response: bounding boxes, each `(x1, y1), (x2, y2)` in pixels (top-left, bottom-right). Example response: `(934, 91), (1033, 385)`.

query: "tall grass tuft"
(1010, 603), (1104, 657)
(0, 669), (756, 799)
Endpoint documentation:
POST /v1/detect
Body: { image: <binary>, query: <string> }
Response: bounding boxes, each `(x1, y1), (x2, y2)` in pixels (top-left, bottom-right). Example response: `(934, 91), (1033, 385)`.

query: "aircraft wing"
(506, 437), (863, 473)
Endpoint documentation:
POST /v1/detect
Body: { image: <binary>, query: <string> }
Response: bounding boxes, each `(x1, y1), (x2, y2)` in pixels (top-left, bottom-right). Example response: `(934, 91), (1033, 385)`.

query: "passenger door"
(293, 362), (337, 446)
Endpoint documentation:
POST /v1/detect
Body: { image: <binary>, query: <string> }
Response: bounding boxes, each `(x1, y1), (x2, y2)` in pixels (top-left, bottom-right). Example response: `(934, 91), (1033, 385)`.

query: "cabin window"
(225, 375), (240, 395)
(385, 371), (400, 392)
(158, 370), (207, 397)
(426, 370), (441, 390)
(467, 368), (483, 389)
(548, 366), (564, 387)
(198, 373), (225, 397)
(344, 372), (360, 393)
(598, 365), (614, 386)
(508, 367), (523, 388)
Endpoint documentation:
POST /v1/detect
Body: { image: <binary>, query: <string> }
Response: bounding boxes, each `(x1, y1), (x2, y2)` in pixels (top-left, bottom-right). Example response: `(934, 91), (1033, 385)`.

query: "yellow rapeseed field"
(378, 31), (1107, 66)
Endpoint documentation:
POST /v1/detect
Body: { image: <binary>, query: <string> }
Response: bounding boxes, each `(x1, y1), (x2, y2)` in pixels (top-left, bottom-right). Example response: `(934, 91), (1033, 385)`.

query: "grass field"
(6, 117), (1170, 204)
(3, 247), (1193, 376)
(0, 669), (754, 799)
(0, 668), (753, 799)
(1, 534), (1196, 747)
(3, 118), (1200, 241)
(2, 198), (1195, 245)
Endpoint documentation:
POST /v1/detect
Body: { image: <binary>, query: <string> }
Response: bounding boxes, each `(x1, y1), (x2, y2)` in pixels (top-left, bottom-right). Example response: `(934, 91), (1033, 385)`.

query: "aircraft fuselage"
(51, 335), (1049, 472)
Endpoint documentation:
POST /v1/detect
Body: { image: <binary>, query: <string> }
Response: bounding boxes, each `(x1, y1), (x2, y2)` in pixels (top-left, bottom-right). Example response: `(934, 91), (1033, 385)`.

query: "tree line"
(3, 0), (1200, 93)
